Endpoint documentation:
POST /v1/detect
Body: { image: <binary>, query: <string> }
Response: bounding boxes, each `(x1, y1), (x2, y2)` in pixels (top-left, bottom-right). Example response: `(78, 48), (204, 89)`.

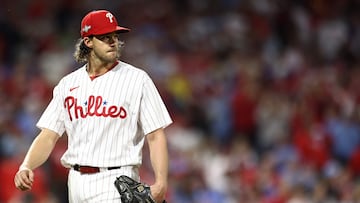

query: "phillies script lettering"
(64, 95), (127, 121)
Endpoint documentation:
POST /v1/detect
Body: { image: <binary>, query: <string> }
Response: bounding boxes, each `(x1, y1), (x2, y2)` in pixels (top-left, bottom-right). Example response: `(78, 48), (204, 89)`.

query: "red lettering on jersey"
(64, 95), (127, 121)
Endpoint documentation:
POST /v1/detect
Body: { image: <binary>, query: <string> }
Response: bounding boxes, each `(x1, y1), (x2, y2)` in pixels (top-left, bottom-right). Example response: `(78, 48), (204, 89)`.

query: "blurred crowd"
(1, 0), (360, 202)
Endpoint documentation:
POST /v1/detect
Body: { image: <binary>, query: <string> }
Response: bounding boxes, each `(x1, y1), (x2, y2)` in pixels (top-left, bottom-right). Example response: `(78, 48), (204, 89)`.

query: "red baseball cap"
(80, 10), (130, 38)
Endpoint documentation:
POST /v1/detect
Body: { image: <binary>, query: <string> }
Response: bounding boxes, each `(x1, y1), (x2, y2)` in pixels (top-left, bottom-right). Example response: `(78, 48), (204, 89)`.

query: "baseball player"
(14, 10), (172, 203)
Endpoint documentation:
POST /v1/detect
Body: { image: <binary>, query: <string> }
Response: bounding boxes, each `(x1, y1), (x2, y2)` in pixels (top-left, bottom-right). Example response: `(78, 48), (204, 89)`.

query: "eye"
(95, 33), (120, 43)
(96, 35), (109, 41)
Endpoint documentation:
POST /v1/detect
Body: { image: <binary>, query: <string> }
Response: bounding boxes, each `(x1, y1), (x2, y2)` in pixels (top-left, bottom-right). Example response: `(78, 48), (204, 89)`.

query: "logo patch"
(82, 25), (91, 33)
(70, 86), (80, 92)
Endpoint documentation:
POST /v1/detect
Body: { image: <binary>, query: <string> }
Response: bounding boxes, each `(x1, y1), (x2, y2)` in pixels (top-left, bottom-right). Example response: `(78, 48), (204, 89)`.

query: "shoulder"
(118, 61), (146, 73)
(63, 64), (87, 78)
(117, 61), (151, 80)
(58, 65), (87, 84)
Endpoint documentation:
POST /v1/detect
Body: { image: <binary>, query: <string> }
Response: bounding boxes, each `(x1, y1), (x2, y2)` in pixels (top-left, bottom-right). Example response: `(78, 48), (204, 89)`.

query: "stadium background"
(1, 0), (360, 202)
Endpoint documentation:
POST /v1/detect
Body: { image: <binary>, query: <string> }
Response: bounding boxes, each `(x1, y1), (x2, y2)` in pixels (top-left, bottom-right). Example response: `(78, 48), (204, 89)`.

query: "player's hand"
(150, 182), (167, 203)
(14, 167), (34, 191)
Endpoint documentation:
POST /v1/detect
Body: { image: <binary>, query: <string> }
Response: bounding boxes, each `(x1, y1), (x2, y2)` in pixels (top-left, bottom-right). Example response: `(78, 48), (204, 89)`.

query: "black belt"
(73, 164), (121, 174)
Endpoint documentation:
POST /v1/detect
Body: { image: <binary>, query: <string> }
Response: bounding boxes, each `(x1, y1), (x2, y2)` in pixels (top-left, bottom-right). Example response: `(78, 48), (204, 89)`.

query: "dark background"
(1, 0), (360, 202)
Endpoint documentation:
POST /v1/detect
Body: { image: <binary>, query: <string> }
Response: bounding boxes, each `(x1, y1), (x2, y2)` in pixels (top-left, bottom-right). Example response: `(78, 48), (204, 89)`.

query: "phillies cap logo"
(106, 12), (114, 23)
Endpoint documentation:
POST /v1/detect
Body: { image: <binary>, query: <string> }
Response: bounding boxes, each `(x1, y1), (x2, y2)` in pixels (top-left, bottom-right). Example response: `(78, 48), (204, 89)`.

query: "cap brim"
(82, 26), (131, 37)
(116, 26), (130, 33)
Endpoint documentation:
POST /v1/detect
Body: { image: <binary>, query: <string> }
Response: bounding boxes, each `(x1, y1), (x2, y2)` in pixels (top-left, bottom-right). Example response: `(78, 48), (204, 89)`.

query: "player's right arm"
(14, 128), (60, 191)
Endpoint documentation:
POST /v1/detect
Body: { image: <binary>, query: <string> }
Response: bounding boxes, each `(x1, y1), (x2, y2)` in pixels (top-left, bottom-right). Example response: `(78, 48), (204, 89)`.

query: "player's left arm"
(146, 127), (168, 202)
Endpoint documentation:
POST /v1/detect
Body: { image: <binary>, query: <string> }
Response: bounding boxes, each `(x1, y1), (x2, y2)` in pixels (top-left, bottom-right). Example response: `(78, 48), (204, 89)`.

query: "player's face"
(90, 32), (120, 63)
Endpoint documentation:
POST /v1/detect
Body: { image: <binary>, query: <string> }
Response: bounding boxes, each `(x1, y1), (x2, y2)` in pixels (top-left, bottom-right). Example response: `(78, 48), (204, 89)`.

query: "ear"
(83, 37), (93, 48)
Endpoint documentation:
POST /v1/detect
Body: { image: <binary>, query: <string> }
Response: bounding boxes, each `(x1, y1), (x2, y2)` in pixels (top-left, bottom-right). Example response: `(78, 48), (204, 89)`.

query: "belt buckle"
(73, 164), (80, 171)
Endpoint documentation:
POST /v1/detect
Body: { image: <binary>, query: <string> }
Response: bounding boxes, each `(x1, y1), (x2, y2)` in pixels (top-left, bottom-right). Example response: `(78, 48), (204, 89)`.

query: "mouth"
(107, 49), (117, 54)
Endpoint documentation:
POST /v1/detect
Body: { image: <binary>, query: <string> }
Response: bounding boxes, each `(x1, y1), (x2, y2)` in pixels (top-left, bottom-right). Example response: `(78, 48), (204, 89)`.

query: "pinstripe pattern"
(37, 60), (172, 168)
(68, 166), (139, 202)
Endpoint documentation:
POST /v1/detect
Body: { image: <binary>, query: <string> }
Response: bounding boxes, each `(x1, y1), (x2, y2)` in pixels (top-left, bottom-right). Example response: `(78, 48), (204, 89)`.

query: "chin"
(106, 53), (117, 60)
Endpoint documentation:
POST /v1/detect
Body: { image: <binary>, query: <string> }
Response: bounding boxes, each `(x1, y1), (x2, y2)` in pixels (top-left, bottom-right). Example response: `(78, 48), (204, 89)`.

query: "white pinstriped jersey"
(36, 61), (172, 168)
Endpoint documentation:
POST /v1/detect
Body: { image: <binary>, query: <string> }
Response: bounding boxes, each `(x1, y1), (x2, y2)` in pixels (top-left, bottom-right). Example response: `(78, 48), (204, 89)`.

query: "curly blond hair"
(73, 38), (125, 63)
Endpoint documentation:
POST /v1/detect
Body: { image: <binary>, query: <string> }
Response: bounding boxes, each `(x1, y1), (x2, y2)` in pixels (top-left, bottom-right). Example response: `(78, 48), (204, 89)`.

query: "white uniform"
(37, 60), (172, 167)
(36, 61), (172, 202)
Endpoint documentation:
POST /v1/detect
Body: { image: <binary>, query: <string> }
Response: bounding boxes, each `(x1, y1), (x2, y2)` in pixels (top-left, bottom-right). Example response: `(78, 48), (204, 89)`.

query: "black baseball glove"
(114, 175), (166, 203)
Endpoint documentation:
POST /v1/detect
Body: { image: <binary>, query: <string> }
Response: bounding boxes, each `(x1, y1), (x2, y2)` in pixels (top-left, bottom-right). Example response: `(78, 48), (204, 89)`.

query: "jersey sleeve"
(139, 75), (172, 135)
(36, 82), (66, 136)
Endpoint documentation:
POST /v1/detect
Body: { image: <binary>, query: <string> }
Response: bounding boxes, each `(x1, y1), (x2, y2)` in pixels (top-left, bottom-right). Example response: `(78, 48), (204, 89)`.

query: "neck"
(87, 60), (118, 77)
